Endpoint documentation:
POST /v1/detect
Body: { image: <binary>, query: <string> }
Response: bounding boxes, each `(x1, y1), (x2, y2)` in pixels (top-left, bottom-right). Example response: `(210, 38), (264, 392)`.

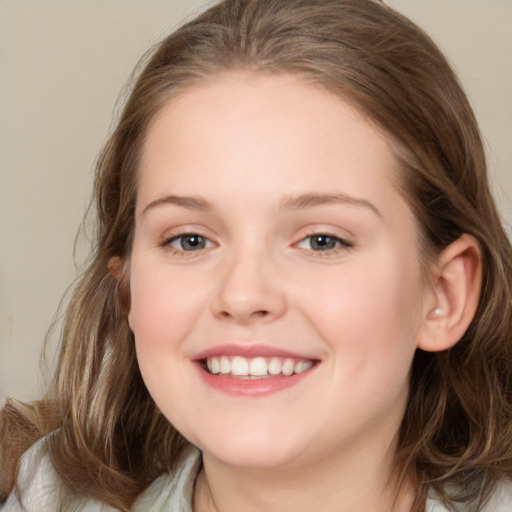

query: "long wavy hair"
(1, 0), (511, 510)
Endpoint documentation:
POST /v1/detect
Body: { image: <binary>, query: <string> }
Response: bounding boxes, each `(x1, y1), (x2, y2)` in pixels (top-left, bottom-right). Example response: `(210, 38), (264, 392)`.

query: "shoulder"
(2, 434), (115, 512)
(2, 435), (202, 512)
(426, 481), (512, 512)
(485, 481), (512, 511)
(133, 445), (202, 512)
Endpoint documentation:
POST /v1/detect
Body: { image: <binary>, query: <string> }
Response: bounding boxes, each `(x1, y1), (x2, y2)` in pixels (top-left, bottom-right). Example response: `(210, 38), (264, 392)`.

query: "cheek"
(128, 259), (206, 351)
(298, 253), (424, 365)
(127, 261), (206, 410)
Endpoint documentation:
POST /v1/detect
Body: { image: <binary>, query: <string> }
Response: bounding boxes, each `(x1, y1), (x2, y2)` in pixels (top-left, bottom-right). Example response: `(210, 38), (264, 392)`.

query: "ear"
(417, 234), (482, 352)
(108, 256), (131, 316)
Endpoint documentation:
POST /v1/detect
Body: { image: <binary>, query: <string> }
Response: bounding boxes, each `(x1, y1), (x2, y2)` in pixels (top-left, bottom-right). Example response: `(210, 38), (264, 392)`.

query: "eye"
(296, 234), (352, 252)
(165, 233), (214, 252)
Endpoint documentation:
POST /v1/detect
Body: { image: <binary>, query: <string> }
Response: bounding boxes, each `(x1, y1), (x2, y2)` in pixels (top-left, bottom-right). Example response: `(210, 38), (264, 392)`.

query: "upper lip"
(192, 344), (317, 361)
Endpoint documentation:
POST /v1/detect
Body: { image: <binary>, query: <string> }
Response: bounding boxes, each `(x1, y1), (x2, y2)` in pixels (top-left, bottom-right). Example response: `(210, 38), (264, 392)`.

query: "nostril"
(218, 309), (270, 321)
(253, 310), (269, 317)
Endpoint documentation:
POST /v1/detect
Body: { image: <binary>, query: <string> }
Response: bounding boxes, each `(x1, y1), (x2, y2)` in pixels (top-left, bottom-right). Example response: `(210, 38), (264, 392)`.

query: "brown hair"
(2, 0), (511, 510)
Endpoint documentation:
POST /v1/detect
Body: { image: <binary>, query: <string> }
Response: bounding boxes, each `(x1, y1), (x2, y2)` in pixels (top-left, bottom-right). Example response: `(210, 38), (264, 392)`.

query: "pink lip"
(195, 364), (316, 396)
(193, 344), (313, 361)
(192, 344), (319, 397)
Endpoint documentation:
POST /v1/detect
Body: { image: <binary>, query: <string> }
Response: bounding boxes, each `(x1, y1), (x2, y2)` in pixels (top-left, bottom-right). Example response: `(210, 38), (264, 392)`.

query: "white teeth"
(294, 360), (313, 374)
(204, 356), (314, 377)
(281, 359), (295, 376)
(249, 357), (268, 376)
(220, 356), (231, 374)
(268, 357), (282, 375)
(208, 357), (220, 374)
(231, 356), (249, 376)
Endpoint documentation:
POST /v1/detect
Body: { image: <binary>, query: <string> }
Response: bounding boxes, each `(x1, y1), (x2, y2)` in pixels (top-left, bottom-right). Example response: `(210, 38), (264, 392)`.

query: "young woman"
(2, 1), (511, 511)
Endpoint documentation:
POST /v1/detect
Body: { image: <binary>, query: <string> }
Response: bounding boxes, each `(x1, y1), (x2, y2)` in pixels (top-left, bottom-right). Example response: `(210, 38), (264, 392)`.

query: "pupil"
(182, 235), (205, 250)
(312, 235), (335, 250)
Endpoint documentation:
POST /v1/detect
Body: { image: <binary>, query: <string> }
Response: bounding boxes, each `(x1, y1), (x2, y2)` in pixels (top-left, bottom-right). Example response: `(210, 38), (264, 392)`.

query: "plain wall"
(1, 0), (511, 403)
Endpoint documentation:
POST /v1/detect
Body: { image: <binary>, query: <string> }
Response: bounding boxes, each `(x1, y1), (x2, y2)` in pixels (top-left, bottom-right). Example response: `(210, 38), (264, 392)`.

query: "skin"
(127, 72), (439, 512)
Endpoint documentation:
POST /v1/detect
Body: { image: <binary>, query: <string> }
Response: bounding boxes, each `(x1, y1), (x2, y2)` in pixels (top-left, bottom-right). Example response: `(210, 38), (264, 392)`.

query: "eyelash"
(161, 232), (215, 255)
(295, 232), (353, 255)
(161, 231), (353, 256)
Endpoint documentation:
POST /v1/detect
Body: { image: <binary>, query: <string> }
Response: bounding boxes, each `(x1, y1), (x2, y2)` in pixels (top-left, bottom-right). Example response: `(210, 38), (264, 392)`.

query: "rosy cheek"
(129, 267), (204, 350)
(129, 271), (169, 345)
(303, 261), (418, 351)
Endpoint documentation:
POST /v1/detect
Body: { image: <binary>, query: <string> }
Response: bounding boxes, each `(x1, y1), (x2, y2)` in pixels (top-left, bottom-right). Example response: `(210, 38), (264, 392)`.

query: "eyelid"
(159, 224), (214, 242)
(293, 229), (354, 255)
(167, 234), (215, 249)
(293, 225), (354, 242)
(159, 227), (217, 254)
(297, 234), (352, 248)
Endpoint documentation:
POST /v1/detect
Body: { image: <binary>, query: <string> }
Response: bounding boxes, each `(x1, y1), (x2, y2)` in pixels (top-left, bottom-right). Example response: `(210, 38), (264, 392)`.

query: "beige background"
(1, 0), (511, 403)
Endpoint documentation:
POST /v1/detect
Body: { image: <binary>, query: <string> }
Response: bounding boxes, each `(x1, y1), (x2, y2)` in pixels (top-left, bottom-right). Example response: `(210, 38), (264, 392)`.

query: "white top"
(2, 437), (201, 512)
(2, 437), (512, 511)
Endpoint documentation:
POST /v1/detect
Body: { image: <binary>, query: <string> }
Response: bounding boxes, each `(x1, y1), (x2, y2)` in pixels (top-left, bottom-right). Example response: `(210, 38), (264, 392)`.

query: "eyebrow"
(141, 192), (381, 216)
(279, 193), (381, 216)
(141, 195), (212, 215)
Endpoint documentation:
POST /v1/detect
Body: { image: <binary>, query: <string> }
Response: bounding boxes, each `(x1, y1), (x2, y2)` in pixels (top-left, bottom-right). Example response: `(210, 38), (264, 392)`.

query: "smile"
(193, 345), (319, 396)
(205, 356), (314, 378)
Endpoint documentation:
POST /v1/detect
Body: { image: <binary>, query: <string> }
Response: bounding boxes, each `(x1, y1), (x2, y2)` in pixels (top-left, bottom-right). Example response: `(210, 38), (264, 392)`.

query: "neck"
(193, 434), (414, 512)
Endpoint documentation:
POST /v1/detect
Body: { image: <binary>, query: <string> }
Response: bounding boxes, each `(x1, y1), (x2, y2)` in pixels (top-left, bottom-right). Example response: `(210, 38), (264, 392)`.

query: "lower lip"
(195, 364), (316, 397)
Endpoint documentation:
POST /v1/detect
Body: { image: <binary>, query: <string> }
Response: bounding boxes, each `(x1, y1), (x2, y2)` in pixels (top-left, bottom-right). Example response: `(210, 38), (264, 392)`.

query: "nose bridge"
(212, 240), (287, 323)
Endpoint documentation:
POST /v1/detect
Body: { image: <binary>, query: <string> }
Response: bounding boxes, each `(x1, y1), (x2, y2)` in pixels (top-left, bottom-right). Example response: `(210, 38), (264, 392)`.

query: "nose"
(211, 250), (287, 324)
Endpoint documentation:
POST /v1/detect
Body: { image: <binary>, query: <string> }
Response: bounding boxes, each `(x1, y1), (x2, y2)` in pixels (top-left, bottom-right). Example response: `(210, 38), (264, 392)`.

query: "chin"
(191, 424), (307, 469)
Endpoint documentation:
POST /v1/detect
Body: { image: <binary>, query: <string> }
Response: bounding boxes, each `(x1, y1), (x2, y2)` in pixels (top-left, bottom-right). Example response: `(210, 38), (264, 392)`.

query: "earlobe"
(418, 234), (482, 352)
(108, 256), (125, 281)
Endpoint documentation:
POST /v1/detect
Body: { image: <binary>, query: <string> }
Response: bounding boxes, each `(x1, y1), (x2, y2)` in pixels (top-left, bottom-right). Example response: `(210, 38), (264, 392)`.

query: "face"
(128, 72), (430, 471)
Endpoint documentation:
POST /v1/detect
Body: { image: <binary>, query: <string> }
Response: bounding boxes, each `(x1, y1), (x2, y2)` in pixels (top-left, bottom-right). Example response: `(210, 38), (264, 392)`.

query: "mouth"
(193, 345), (319, 396)
(202, 355), (315, 379)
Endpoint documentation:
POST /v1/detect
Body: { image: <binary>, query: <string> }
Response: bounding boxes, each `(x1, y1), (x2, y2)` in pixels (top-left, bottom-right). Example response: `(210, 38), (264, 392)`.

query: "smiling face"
(127, 72), (431, 472)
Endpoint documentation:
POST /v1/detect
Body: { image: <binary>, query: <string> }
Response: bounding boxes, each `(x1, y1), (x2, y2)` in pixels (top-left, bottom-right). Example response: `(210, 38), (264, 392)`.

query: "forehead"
(137, 72), (409, 222)
(141, 71), (392, 152)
